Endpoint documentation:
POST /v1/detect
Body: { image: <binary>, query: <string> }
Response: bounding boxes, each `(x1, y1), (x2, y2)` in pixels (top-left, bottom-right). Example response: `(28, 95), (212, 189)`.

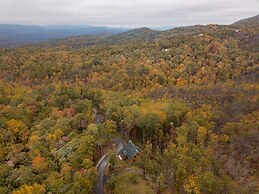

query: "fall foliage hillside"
(0, 16), (258, 194)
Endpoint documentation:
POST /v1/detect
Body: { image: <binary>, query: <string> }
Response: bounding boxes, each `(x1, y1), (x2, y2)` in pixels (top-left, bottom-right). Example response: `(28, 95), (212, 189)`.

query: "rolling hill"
(232, 14), (259, 26)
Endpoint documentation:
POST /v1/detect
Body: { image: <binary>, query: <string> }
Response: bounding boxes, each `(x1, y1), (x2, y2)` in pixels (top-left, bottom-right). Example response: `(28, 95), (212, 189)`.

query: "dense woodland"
(0, 16), (258, 194)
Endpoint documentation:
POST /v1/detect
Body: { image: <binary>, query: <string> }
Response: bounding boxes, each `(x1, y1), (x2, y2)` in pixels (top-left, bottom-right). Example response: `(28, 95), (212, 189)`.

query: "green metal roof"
(122, 141), (141, 160)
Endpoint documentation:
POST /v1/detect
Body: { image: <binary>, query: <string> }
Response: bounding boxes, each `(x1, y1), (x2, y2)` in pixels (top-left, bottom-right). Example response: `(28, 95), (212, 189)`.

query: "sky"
(0, 0), (258, 27)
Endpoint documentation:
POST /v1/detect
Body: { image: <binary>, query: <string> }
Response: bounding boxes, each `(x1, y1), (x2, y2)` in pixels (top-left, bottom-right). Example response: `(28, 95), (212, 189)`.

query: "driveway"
(93, 138), (124, 194)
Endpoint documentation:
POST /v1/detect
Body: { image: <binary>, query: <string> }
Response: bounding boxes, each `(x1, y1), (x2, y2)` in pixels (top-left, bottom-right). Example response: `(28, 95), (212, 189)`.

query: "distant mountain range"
(0, 14), (258, 48)
(0, 24), (129, 47)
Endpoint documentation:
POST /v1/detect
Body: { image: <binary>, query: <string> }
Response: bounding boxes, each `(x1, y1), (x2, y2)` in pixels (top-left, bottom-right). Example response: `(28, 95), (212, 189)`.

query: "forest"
(0, 16), (258, 194)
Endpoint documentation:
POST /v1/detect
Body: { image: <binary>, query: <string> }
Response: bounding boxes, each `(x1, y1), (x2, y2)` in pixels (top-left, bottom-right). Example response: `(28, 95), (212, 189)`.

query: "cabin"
(120, 140), (141, 162)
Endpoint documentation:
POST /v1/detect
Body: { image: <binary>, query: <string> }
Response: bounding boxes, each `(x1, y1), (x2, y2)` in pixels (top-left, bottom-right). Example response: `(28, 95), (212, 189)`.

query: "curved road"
(93, 138), (124, 194)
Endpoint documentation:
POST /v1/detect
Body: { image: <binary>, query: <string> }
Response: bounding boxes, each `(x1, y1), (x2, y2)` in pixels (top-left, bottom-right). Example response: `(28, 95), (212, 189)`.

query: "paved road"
(93, 138), (124, 194)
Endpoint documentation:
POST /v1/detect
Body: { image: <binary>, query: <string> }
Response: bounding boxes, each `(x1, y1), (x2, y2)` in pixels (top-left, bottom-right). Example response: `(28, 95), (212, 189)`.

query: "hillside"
(41, 22), (259, 52)
(232, 14), (259, 26)
(102, 27), (161, 44)
(0, 15), (258, 194)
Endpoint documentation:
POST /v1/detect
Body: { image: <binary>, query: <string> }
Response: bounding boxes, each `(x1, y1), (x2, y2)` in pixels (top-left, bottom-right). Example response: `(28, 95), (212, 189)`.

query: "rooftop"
(121, 141), (141, 160)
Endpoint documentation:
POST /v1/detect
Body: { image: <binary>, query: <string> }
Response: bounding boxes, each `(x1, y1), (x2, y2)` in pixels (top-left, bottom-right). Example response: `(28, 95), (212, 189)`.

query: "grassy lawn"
(107, 172), (153, 194)
(106, 156), (153, 194)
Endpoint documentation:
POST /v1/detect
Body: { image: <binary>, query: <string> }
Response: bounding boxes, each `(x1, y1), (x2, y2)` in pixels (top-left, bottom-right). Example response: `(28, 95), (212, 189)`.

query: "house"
(120, 140), (141, 161)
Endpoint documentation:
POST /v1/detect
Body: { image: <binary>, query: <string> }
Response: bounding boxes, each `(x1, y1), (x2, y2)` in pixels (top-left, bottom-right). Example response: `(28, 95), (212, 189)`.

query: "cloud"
(0, 0), (258, 27)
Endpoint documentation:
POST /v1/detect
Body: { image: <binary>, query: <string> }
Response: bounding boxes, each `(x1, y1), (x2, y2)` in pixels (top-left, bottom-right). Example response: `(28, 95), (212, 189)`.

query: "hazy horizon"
(0, 0), (258, 28)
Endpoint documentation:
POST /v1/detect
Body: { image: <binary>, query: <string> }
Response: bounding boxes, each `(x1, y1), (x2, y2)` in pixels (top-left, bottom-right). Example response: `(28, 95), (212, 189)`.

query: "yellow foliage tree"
(12, 183), (45, 194)
(183, 175), (201, 194)
(197, 126), (207, 144)
(6, 119), (28, 143)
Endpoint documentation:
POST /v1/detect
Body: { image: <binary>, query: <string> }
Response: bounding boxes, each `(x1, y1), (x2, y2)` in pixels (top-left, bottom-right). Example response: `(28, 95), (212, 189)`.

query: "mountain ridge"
(0, 14), (258, 48)
(232, 14), (259, 26)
